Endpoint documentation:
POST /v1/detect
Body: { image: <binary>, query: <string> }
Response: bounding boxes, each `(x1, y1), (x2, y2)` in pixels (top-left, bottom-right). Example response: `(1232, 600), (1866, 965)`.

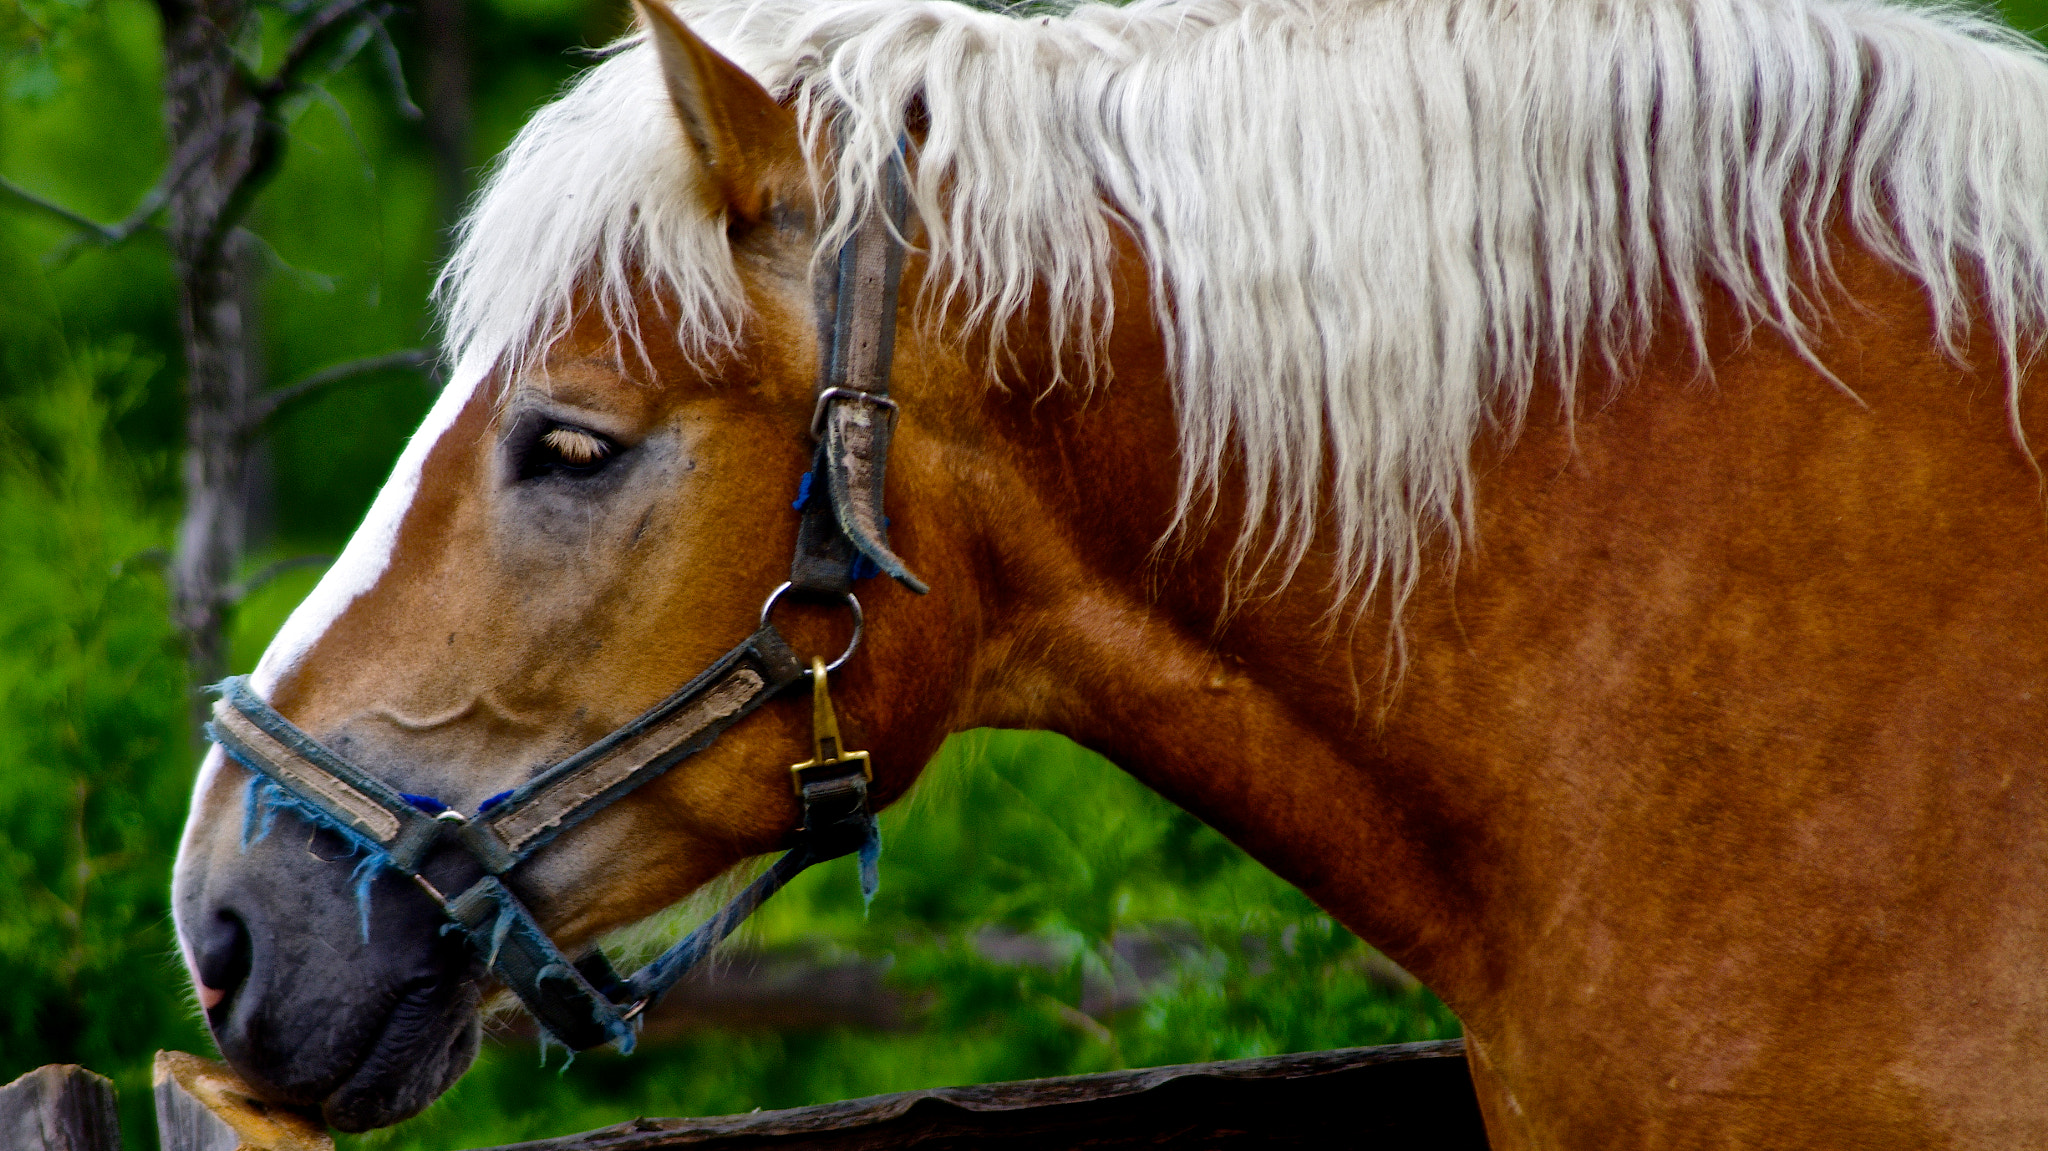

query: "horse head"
(170, 4), (1015, 1127)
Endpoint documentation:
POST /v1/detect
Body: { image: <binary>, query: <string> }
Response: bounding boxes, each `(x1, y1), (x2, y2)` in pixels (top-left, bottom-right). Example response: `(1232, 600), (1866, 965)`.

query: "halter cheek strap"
(205, 142), (924, 1053)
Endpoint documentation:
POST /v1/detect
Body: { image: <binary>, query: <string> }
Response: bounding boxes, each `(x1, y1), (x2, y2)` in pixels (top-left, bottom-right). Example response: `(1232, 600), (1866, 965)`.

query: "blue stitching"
(792, 470), (815, 510)
(477, 790), (513, 814)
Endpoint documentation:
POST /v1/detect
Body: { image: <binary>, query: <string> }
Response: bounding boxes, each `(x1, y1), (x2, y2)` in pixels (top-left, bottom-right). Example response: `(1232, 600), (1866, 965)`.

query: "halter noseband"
(206, 149), (925, 1053)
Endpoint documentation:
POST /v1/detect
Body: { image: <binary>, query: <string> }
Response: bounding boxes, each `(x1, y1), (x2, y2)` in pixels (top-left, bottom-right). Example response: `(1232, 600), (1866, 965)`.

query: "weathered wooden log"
(473, 1038), (1487, 1150)
(0, 1064), (122, 1151)
(152, 1052), (331, 1151)
(499, 935), (1420, 1046)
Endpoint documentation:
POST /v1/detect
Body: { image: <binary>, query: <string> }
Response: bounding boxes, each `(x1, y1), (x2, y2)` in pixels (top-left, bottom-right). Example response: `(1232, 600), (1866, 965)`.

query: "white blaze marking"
(173, 354), (489, 958)
(252, 352), (490, 696)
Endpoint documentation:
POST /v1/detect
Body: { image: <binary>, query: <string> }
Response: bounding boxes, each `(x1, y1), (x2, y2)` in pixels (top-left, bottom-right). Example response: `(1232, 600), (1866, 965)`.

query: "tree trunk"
(158, 0), (275, 715)
(416, 0), (474, 231)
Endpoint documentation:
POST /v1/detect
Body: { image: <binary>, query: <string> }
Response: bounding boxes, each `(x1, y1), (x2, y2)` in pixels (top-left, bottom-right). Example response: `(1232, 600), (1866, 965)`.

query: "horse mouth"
(320, 975), (482, 1132)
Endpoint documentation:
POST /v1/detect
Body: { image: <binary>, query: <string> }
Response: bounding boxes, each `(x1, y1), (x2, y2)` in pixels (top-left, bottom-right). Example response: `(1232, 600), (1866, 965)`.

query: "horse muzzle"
(176, 807), (484, 1132)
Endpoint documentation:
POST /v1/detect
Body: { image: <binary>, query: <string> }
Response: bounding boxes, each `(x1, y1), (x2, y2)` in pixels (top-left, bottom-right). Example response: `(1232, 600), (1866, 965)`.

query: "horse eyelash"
(540, 426), (612, 467)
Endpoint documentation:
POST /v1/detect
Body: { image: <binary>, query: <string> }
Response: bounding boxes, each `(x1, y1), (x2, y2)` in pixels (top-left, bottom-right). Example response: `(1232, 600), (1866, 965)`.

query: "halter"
(206, 149), (925, 1053)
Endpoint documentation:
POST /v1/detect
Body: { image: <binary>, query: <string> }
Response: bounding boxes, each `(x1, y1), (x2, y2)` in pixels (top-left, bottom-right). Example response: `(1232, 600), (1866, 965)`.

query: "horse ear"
(634, 0), (803, 224)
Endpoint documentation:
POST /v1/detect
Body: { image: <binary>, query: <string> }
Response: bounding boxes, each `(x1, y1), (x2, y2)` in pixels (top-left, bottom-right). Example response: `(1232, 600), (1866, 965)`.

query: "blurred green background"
(8, 0), (2048, 1147)
(0, 0), (1469, 1147)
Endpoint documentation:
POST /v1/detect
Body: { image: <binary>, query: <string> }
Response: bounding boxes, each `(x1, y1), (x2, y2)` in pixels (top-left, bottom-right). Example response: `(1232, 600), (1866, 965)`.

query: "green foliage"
(4, 0), (115, 106)
(0, 340), (209, 1137)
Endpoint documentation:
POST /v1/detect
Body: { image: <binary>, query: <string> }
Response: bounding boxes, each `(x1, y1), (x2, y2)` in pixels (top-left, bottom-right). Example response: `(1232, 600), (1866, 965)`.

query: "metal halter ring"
(759, 582), (864, 674)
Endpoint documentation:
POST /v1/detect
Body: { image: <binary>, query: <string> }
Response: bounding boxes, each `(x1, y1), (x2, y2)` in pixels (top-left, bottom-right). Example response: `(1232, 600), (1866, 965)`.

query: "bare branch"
(95, 182), (170, 240)
(245, 347), (433, 432)
(258, 0), (384, 102)
(111, 547), (171, 581)
(369, 19), (423, 121)
(1, 107), (255, 256)
(226, 555), (334, 603)
(236, 225), (335, 293)
(0, 173), (162, 245)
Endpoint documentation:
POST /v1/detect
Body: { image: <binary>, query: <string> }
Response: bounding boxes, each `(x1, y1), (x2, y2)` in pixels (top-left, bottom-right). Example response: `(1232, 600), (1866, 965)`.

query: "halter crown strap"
(792, 138), (927, 596)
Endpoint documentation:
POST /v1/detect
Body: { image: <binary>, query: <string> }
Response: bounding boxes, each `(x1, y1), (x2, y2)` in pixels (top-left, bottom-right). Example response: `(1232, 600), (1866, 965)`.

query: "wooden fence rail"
(0, 1040), (1486, 1151)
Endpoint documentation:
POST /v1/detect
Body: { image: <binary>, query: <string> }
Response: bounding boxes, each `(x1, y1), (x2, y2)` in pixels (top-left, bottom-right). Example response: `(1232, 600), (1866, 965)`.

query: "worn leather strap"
(213, 627), (803, 874)
(459, 627), (804, 872)
(792, 139), (927, 596)
(445, 875), (629, 1050)
(211, 678), (446, 871)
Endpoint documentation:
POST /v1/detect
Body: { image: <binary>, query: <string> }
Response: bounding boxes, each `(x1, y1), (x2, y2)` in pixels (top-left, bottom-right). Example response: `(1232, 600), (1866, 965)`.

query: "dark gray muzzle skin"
(175, 789), (484, 1132)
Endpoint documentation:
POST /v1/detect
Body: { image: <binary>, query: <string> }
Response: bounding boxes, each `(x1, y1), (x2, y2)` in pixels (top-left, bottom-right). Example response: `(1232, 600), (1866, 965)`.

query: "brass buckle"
(789, 657), (872, 798)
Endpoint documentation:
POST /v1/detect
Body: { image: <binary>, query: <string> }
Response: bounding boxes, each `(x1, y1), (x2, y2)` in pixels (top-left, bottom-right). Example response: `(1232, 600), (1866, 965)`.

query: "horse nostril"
(195, 909), (252, 1014)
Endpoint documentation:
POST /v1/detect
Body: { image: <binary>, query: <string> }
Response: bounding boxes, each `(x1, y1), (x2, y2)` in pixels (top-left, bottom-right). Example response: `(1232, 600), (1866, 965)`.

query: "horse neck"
(910, 253), (1494, 1006)
(916, 235), (2048, 1145)
(914, 234), (2048, 1069)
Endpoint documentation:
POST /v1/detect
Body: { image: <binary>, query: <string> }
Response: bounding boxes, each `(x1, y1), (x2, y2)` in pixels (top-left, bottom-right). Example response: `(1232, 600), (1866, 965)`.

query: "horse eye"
(519, 424), (615, 480)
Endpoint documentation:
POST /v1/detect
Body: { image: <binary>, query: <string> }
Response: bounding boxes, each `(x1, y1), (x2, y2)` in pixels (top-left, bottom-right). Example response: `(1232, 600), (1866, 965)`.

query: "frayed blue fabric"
(845, 516), (892, 582)
(205, 629), (862, 1057)
(239, 773), (397, 942)
(792, 470), (815, 510)
(486, 900), (516, 969)
(858, 818), (882, 912)
(599, 1013), (636, 1056)
(536, 1028), (583, 1071)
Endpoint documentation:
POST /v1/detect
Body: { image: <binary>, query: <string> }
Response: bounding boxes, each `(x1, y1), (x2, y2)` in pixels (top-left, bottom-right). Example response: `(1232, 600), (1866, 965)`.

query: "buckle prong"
(411, 873), (450, 909)
(810, 387), (898, 440)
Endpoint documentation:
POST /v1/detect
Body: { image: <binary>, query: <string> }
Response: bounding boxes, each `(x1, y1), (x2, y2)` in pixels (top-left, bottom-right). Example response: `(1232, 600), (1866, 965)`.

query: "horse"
(170, 0), (2048, 1144)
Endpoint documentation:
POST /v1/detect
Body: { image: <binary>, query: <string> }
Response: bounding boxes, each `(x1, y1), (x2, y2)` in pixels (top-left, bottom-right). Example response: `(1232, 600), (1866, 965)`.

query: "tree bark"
(157, 0), (277, 712)
(416, 0), (474, 231)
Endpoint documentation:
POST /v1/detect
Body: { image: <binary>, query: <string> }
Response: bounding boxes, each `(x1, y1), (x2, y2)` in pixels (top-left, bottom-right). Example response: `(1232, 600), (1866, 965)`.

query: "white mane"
(439, 0), (2048, 613)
